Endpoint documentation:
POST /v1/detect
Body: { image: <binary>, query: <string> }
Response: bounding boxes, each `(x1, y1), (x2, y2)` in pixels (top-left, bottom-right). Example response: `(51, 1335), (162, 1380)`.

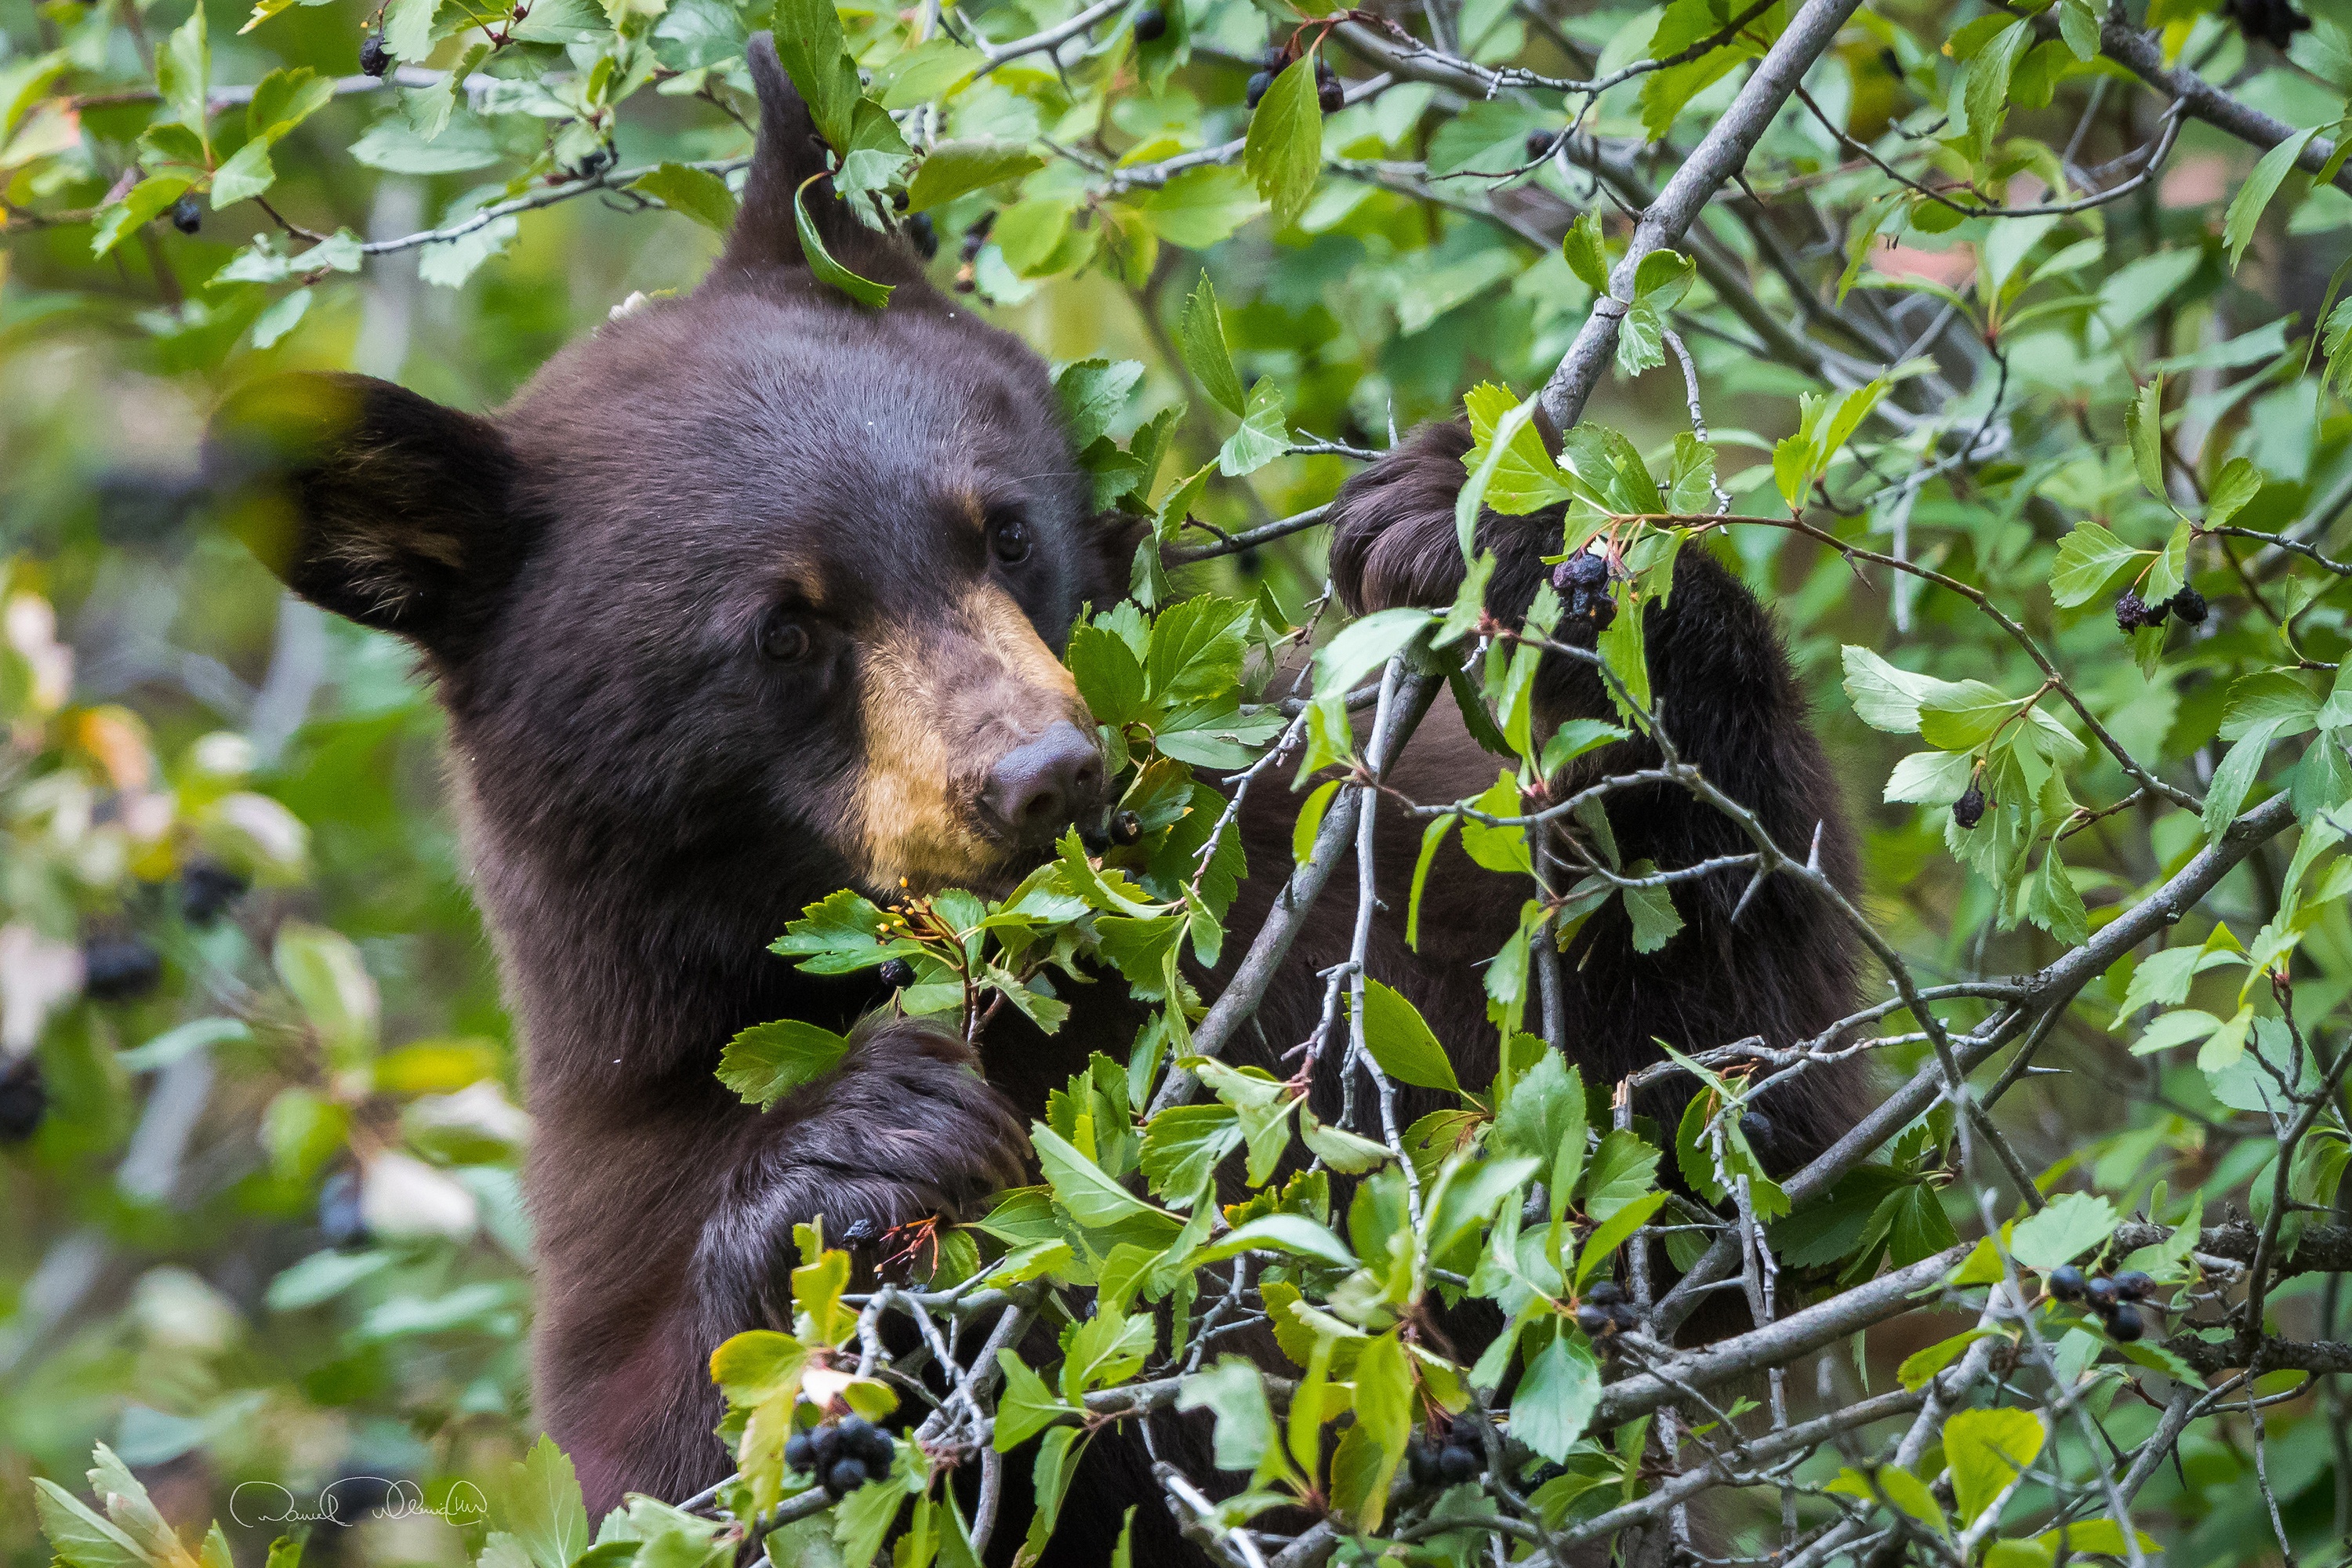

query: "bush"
(7, 0), (2352, 1563)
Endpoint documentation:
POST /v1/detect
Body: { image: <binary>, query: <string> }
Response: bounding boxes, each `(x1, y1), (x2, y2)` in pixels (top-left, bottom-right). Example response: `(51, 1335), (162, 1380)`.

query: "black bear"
(208, 35), (1865, 1563)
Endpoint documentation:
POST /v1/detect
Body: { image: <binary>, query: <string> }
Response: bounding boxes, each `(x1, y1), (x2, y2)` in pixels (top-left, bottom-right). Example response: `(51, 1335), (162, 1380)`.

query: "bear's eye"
(989, 514), (1033, 565)
(758, 608), (812, 662)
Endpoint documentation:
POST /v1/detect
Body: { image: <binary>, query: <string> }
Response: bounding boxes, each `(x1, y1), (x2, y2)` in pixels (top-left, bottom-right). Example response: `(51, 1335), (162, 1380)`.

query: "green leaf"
(1033, 1123), (1182, 1236)
(2048, 522), (2143, 608)
(1179, 272), (1246, 418)
(906, 138), (1043, 212)
(2127, 376), (2168, 504)
(769, 0), (860, 151)
(1461, 381), (1572, 516)
(1959, 17), (2028, 158)
(274, 922), (379, 1056)
(2008, 1190), (2115, 1272)
(993, 1349), (1074, 1449)
(247, 66), (335, 143)
(1944, 1407), (2045, 1526)
(1330, 1332), (1411, 1530)
(1579, 1129), (1659, 1224)
(793, 176), (893, 308)
(1176, 1357), (1277, 1472)
(1313, 608), (1427, 699)
(157, 2), (210, 143)
(1123, 165), (1263, 248)
(1561, 209), (1608, 292)
(1621, 861), (1682, 953)
(508, 1436), (591, 1568)
(1138, 1103), (1239, 1198)
(209, 138), (277, 206)
(1917, 680), (2022, 751)
(1216, 378), (1289, 476)
(2206, 456), (2265, 530)
(2204, 718), (2284, 843)
(92, 176), (195, 258)
(1356, 978), (1462, 1094)
(2224, 128), (2318, 271)
(1512, 1333), (1600, 1462)
(1243, 55), (1322, 229)
(632, 162), (739, 232)
(34, 1480), (145, 1568)
(716, 1018), (851, 1108)
(872, 38), (982, 106)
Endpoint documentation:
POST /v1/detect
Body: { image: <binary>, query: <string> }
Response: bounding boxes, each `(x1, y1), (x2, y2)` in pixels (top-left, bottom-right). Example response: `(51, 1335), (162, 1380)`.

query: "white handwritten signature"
(228, 1479), (488, 1530)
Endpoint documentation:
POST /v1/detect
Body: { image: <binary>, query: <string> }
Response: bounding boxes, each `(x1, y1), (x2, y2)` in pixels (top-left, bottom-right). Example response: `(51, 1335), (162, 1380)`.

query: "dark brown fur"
(207, 38), (1864, 1565)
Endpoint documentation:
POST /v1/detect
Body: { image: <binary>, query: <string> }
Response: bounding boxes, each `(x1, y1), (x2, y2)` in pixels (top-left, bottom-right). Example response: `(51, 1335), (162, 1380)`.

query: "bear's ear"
(714, 33), (921, 282)
(206, 372), (521, 654)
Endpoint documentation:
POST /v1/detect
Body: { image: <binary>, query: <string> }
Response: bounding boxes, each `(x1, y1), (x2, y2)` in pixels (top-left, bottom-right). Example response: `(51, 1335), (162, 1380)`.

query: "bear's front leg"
(1320, 419), (1869, 1174)
(541, 1018), (1029, 1514)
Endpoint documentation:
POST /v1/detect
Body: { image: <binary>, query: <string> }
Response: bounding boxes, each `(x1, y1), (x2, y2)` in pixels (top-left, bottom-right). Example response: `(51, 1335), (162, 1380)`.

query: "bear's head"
(209, 39), (1131, 909)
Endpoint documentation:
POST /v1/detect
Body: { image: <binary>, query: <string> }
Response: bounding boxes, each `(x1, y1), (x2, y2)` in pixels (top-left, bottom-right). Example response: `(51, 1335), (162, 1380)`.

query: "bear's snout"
(977, 720), (1105, 849)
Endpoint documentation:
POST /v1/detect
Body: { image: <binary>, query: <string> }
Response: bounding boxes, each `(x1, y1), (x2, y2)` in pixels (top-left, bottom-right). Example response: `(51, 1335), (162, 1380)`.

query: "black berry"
(1953, 784), (1986, 830)
(1435, 1441), (1480, 1483)
(1576, 1304), (1614, 1338)
(1553, 550), (1608, 592)
(1109, 809), (1142, 846)
(179, 862), (249, 926)
(1245, 71), (1272, 109)
(360, 31), (391, 76)
(785, 1430), (817, 1472)
(1406, 1435), (1440, 1486)
(82, 935), (162, 1002)
(0, 1055), (47, 1143)
(2110, 1270), (2154, 1303)
(1585, 1279), (1624, 1307)
(2168, 586), (2208, 626)
(840, 1417), (895, 1468)
(2085, 1275), (2120, 1311)
(319, 1169), (369, 1250)
(877, 958), (915, 989)
(2106, 1302), (2145, 1342)
(906, 211), (938, 260)
(1259, 45), (1286, 69)
(169, 194), (201, 235)
(2114, 588), (2166, 633)
(1133, 6), (1165, 39)
(1318, 74), (1344, 112)
(1738, 1109), (1775, 1148)
(2046, 1264), (2087, 1302)
(826, 1457), (869, 1497)
(1525, 128), (1557, 161)
(1609, 1302), (1641, 1332)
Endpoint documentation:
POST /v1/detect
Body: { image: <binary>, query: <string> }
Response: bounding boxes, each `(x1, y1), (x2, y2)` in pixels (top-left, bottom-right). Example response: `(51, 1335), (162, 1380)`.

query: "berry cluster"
(1550, 550), (1617, 630)
(2046, 1265), (2158, 1343)
(2114, 585), (2207, 633)
(1404, 1429), (1483, 1489)
(786, 1416), (896, 1498)
(1574, 1279), (1642, 1340)
(1244, 48), (1344, 113)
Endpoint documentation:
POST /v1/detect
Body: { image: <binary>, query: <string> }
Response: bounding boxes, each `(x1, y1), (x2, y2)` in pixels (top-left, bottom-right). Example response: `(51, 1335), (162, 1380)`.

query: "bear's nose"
(981, 720), (1104, 846)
